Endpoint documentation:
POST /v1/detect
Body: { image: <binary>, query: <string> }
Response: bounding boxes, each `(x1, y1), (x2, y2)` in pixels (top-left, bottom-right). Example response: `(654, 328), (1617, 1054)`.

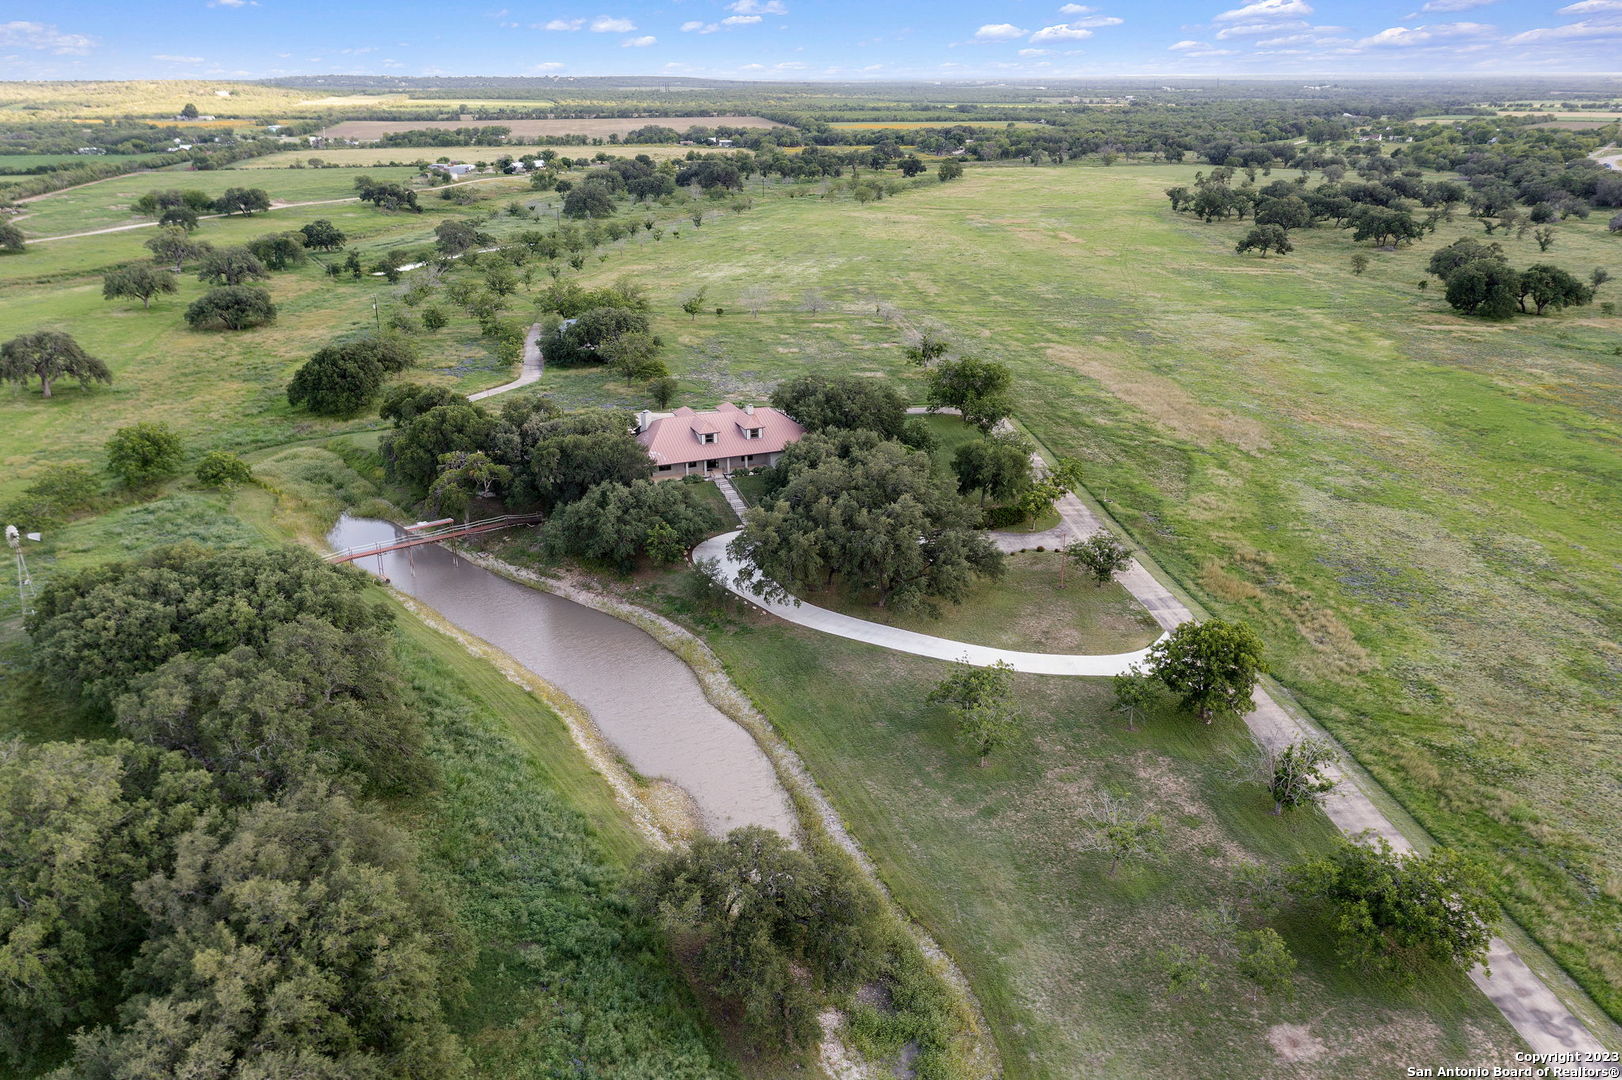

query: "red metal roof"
(637, 402), (804, 466)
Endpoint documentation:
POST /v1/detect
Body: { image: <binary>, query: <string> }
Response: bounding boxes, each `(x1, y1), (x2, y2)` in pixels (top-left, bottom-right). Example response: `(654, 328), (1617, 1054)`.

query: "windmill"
(6, 524), (41, 616)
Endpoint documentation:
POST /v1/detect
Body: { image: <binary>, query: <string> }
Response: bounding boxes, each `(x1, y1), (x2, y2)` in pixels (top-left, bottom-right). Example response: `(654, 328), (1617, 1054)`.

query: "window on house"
(701, 432), (717, 444)
(747, 427), (763, 439)
(657, 464), (672, 472)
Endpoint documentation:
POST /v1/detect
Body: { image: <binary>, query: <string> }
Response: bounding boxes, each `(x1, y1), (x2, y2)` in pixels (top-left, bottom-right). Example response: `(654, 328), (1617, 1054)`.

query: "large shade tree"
(732, 431), (1003, 613)
(1, 330), (112, 398)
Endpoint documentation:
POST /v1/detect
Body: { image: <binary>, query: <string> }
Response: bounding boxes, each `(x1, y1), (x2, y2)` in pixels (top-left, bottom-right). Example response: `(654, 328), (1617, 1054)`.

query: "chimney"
(636, 410), (651, 432)
(743, 403), (755, 415)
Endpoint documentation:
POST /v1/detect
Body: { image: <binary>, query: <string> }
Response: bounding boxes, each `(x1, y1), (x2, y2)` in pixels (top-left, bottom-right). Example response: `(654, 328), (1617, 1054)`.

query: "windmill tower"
(6, 524), (39, 616)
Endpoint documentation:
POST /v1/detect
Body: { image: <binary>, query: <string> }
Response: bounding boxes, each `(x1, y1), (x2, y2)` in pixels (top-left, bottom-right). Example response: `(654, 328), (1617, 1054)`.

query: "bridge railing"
(324, 513), (543, 563)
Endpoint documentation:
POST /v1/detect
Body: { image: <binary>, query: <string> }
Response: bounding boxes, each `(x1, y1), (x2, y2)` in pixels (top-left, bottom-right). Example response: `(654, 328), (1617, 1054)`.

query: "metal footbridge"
(324, 514), (543, 564)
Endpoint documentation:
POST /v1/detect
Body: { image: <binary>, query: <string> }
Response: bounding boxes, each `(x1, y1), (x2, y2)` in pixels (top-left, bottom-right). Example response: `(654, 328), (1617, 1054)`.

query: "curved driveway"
(691, 528), (1163, 676)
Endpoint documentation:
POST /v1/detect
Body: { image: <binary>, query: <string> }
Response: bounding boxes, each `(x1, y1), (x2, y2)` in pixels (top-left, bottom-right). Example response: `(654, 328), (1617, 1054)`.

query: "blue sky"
(3, 0), (1620, 82)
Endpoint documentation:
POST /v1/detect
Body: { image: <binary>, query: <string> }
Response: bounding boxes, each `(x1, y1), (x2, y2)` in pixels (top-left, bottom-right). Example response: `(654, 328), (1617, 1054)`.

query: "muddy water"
(327, 514), (795, 836)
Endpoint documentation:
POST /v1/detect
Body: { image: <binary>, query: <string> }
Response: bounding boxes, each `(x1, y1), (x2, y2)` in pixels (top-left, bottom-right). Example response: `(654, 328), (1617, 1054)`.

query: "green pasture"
(542, 163), (1622, 1027)
(236, 144), (700, 169)
(676, 611), (1520, 1078)
(4, 152), (1621, 1058)
(12, 165), (424, 238)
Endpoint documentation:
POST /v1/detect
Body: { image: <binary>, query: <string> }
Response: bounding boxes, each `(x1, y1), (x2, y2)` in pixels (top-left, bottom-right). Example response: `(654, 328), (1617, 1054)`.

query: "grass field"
(321, 116), (786, 140)
(4, 151), (1620, 1064)
(0, 153), (164, 173)
(537, 163), (1622, 1028)
(11, 165), (425, 238)
(660, 606), (1521, 1077)
(236, 143), (702, 169)
(826, 120), (1046, 130)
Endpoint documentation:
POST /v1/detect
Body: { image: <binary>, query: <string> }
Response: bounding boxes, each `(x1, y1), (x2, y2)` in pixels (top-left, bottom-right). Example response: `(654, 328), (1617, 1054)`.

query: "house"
(636, 403), (804, 479)
(428, 163), (475, 177)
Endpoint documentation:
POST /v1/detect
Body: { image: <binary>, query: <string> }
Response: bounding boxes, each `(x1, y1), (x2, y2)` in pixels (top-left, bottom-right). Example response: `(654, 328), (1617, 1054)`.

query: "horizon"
(4, 0), (1621, 84)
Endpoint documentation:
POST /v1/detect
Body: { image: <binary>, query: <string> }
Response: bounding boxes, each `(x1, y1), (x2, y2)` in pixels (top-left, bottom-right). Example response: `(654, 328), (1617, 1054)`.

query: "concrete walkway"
(468, 323), (544, 401)
(711, 475), (750, 521)
(708, 416), (1617, 1060)
(692, 530), (1162, 676)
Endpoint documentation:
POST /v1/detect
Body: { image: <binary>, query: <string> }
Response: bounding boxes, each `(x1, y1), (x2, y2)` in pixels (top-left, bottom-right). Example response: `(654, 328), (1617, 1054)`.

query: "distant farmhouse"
(428, 162), (476, 177)
(636, 403), (803, 478)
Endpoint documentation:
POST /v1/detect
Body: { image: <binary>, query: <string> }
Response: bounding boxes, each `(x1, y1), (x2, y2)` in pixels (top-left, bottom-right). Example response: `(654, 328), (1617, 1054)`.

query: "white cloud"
(1058, 3), (1094, 12)
(1215, 0), (1311, 20)
(591, 15), (636, 32)
(722, 14), (762, 25)
(1018, 47), (1050, 55)
(1255, 31), (1348, 45)
(207, 0), (257, 7)
(529, 61), (565, 70)
(621, 33), (656, 45)
(0, 21), (94, 53)
(1169, 39), (1206, 49)
(1215, 19), (1308, 37)
(1029, 22), (1094, 41)
(541, 17), (583, 30)
(1357, 20), (1492, 45)
(775, 60), (808, 69)
(1066, 15), (1124, 26)
(1557, 0), (1622, 11)
(1420, 0), (1494, 10)
(730, 0), (787, 12)
(152, 53), (204, 62)
(973, 23), (1027, 39)
(681, 19), (715, 32)
(1505, 17), (1622, 40)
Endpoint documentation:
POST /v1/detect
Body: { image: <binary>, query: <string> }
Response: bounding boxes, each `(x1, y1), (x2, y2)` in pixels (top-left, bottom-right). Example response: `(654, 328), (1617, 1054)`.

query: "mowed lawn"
(550, 164), (1622, 1028)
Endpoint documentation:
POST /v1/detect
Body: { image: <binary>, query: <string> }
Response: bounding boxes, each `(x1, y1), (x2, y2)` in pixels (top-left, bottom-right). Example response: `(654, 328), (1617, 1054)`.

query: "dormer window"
(746, 427), (763, 439)
(700, 432), (717, 444)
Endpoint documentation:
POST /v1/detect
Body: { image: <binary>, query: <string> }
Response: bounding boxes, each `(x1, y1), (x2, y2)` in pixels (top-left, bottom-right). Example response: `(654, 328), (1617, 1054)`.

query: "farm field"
(320, 115), (787, 139)
(0, 153), (164, 172)
(826, 120), (1046, 130)
(237, 143), (701, 168)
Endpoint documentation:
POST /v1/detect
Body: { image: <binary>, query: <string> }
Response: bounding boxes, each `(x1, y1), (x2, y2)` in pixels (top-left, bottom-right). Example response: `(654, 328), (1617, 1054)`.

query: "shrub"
(104, 422), (183, 487)
(193, 450), (253, 488)
(184, 286), (276, 331)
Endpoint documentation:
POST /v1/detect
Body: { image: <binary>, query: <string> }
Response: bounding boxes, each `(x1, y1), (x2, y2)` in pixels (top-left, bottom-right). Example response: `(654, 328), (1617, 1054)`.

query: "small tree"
(0, 222), (25, 253)
(194, 450), (253, 489)
(102, 265), (177, 309)
(1146, 619), (1266, 724)
(286, 348), (385, 417)
(185, 287), (276, 331)
(1265, 737), (1338, 815)
(1235, 224), (1292, 258)
(1533, 226), (1556, 253)
(1068, 531), (1133, 586)
(952, 432), (1032, 505)
(602, 331), (666, 382)
(105, 422), (183, 486)
(926, 356), (1014, 433)
(158, 206), (198, 231)
(649, 376), (677, 408)
(1289, 837), (1497, 978)
(1077, 791), (1166, 876)
(421, 306), (448, 332)
(246, 232), (308, 271)
(1592, 268), (1610, 290)
(680, 286), (707, 321)
(213, 187), (271, 216)
(927, 658), (1021, 767)
(1159, 946), (1216, 998)
(1235, 928), (1296, 998)
(298, 219), (347, 251)
(904, 328), (951, 367)
(196, 247), (268, 287)
(1110, 664), (1159, 732)
(1, 330), (112, 399)
(146, 226), (210, 271)
(1350, 252), (1370, 275)
(938, 160), (965, 182)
